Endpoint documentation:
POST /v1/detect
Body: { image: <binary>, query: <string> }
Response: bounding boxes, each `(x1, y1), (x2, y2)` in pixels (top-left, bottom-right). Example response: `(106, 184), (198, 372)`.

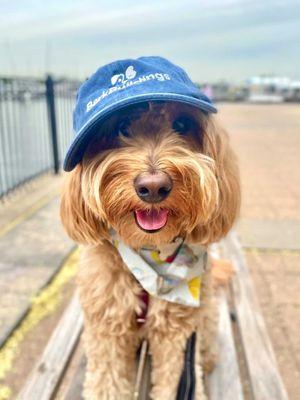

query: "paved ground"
(218, 103), (300, 400)
(0, 175), (74, 346)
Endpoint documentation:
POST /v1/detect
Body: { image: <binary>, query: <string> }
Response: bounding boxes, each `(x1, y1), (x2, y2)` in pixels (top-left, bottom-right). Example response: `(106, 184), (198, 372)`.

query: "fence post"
(45, 75), (59, 174)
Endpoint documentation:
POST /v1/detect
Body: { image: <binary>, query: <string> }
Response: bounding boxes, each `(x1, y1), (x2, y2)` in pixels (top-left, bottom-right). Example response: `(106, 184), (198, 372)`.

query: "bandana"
(111, 234), (207, 307)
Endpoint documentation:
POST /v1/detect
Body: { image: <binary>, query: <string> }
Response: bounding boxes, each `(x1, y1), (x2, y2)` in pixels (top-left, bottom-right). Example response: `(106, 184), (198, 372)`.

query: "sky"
(0, 0), (300, 83)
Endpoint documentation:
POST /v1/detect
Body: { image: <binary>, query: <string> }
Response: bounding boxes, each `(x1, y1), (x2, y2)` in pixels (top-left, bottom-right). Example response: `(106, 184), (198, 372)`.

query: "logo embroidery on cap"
(86, 66), (171, 112)
(111, 66), (137, 86)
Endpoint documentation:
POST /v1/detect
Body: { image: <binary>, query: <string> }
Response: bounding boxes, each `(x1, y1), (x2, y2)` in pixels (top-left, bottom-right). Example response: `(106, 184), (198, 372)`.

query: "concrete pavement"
(0, 175), (74, 347)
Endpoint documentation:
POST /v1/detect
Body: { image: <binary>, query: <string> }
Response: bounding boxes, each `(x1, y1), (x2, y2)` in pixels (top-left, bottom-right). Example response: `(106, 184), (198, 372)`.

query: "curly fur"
(60, 101), (240, 399)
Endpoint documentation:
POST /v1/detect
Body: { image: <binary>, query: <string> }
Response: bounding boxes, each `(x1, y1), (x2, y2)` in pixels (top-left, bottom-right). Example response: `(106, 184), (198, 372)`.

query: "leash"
(137, 290), (149, 325)
(133, 334), (197, 400)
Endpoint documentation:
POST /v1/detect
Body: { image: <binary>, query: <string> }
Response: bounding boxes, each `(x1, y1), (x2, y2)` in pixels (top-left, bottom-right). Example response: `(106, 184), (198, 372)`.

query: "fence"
(0, 76), (80, 198)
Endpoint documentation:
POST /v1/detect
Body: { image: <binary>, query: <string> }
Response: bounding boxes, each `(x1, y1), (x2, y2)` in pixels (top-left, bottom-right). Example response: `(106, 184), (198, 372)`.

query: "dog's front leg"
(83, 328), (138, 400)
(78, 243), (141, 400)
(149, 333), (189, 400)
(147, 299), (206, 400)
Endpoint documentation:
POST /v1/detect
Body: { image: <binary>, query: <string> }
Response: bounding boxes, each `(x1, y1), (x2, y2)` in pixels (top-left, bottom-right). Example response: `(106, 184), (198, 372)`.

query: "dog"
(61, 96), (240, 399)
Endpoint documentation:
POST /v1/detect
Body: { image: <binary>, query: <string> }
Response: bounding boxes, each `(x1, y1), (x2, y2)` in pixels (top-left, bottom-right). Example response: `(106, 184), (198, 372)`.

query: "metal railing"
(0, 76), (80, 198)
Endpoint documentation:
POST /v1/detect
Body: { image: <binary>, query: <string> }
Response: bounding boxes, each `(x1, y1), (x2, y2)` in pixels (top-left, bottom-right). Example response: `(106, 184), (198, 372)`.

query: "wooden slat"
(222, 231), (289, 400)
(208, 245), (244, 400)
(64, 354), (85, 400)
(18, 293), (83, 400)
(208, 291), (244, 400)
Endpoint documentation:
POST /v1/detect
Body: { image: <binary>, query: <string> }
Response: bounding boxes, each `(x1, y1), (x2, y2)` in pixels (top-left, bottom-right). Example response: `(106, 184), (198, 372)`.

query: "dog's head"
(61, 101), (240, 248)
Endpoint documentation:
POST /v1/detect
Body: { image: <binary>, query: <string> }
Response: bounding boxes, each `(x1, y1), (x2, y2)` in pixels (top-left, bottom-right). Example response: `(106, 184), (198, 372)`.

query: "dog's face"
(61, 102), (240, 248)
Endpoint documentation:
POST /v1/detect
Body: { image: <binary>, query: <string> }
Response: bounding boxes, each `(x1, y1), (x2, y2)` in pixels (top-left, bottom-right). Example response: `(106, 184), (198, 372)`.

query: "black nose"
(134, 171), (173, 203)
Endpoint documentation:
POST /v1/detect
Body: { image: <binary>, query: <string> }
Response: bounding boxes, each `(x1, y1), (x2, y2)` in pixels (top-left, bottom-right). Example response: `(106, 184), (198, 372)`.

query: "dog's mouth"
(134, 209), (168, 233)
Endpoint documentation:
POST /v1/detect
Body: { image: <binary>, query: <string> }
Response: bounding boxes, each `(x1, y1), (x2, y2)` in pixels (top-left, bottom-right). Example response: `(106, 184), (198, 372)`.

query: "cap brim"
(63, 93), (217, 171)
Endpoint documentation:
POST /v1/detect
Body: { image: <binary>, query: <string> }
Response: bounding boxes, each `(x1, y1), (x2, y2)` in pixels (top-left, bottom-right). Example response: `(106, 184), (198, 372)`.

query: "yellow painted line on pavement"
(0, 248), (79, 400)
(244, 247), (300, 255)
(0, 387), (11, 400)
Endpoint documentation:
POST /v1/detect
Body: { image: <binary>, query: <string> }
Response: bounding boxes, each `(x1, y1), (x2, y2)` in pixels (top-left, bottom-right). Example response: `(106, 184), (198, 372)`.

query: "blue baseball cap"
(63, 56), (217, 171)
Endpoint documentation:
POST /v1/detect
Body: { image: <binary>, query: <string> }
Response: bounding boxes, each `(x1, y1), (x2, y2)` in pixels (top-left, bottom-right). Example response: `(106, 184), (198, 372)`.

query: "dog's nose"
(134, 171), (173, 203)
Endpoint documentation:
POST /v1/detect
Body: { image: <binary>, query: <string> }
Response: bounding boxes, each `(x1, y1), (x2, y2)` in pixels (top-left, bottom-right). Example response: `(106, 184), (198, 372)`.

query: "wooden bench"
(18, 231), (289, 400)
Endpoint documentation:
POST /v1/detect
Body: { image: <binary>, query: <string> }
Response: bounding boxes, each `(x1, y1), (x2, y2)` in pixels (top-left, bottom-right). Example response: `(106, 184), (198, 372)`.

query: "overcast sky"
(1, 0), (300, 82)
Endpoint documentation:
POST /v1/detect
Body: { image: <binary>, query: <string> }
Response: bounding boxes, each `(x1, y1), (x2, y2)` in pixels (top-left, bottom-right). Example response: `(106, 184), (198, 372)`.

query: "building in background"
(197, 81), (248, 102)
(246, 76), (300, 103)
(198, 76), (300, 103)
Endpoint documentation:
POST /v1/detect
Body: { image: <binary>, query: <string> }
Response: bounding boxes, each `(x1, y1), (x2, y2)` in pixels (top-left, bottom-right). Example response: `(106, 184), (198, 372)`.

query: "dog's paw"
(211, 258), (234, 290)
(202, 346), (218, 374)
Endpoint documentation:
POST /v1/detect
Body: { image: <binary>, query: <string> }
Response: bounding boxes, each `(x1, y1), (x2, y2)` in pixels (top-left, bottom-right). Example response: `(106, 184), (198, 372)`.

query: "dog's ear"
(60, 164), (108, 244)
(191, 118), (241, 244)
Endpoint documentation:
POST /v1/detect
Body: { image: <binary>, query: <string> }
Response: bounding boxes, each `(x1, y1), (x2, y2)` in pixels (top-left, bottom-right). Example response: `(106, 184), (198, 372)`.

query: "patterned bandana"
(110, 234), (207, 307)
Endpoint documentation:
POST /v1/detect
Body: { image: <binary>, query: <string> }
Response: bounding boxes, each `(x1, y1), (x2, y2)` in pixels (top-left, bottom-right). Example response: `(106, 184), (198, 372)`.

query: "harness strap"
(137, 290), (149, 325)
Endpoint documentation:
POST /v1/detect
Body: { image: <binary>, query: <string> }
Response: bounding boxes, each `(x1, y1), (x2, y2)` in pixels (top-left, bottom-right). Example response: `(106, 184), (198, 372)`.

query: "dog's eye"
(118, 118), (130, 137)
(172, 116), (193, 134)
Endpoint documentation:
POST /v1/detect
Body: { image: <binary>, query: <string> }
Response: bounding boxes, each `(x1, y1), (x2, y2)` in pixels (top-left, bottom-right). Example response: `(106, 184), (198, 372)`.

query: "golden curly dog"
(60, 101), (240, 399)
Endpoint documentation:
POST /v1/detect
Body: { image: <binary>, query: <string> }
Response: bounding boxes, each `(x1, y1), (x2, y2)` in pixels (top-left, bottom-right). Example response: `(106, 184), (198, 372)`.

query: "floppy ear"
(191, 117), (241, 244)
(60, 164), (108, 244)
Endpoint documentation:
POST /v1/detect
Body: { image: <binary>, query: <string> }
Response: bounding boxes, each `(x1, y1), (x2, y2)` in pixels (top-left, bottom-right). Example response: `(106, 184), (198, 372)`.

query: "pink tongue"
(135, 209), (168, 231)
